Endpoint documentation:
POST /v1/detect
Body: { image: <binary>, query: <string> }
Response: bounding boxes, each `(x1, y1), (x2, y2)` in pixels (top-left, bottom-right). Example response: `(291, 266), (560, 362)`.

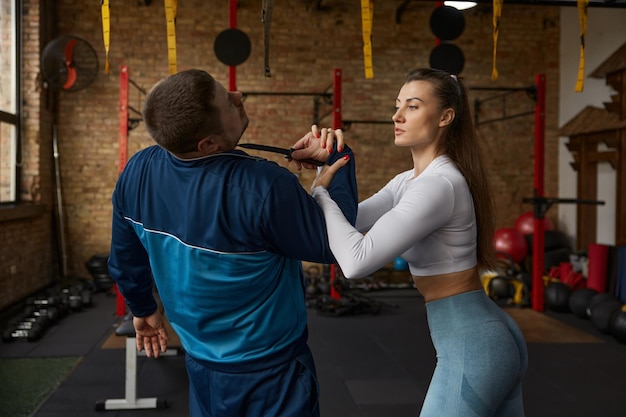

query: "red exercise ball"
(514, 211), (555, 235)
(494, 227), (529, 264)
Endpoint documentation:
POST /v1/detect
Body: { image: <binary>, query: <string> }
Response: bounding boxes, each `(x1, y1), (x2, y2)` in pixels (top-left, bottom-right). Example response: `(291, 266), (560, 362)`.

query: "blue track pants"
(185, 345), (319, 417)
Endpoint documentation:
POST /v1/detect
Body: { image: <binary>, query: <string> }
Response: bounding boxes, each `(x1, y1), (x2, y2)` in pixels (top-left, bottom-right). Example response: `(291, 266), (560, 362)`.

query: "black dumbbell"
(24, 305), (59, 322)
(1, 318), (46, 342)
(26, 295), (60, 307)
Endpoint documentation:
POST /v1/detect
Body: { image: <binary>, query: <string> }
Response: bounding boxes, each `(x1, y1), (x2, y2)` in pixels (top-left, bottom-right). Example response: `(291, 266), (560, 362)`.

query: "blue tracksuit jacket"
(108, 145), (357, 371)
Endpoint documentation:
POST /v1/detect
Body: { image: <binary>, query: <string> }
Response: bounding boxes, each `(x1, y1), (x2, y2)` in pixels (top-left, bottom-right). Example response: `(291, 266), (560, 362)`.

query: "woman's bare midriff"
(412, 267), (483, 303)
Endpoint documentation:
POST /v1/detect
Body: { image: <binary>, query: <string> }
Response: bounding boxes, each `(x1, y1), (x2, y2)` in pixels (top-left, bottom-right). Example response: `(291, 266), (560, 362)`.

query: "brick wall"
(0, 0), (561, 308)
(0, 215), (54, 309)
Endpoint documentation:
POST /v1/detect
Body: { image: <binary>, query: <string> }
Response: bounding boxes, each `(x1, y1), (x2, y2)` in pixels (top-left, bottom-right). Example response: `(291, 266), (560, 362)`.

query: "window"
(0, 0), (20, 204)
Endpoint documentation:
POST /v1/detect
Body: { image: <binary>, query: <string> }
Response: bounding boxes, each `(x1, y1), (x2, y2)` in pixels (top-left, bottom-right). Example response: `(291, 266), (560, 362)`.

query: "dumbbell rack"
(1, 281), (93, 344)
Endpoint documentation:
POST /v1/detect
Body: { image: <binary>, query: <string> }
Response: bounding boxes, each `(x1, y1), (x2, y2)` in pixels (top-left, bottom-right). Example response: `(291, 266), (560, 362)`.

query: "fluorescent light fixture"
(444, 1), (478, 10)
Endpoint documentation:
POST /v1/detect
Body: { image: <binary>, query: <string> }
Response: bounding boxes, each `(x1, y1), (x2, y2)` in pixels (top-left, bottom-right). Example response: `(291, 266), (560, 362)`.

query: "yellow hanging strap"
(164, 0), (178, 75)
(575, 0), (589, 92)
(360, 0), (374, 79)
(491, 0), (502, 81)
(101, 0), (110, 75)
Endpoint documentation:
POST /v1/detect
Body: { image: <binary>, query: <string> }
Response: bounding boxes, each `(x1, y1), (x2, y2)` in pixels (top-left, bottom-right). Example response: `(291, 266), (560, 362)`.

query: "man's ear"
(197, 136), (221, 155)
(439, 108), (455, 128)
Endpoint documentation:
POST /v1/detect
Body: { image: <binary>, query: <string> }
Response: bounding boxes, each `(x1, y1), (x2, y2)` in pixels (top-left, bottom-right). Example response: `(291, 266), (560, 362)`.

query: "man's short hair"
(143, 69), (223, 154)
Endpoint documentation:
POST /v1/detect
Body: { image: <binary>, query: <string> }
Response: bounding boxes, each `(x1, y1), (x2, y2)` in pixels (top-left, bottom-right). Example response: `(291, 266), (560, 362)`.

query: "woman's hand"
(311, 153), (351, 191)
(311, 125), (344, 154)
(291, 125), (344, 170)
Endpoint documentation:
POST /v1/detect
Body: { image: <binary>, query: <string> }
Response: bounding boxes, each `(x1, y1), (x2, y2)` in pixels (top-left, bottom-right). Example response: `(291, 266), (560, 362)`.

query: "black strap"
(238, 143), (325, 166)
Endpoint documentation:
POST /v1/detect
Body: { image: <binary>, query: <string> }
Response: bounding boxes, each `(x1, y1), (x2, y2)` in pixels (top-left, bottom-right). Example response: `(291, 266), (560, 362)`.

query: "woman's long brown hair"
(405, 68), (497, 271)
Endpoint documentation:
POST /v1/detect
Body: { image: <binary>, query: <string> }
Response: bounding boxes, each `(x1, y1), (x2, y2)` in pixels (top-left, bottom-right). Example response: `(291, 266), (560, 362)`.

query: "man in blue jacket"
(108, 69), (357, 417)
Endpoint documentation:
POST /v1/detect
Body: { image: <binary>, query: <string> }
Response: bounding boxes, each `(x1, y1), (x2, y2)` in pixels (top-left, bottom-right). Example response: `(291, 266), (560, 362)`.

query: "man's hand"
(290, 125), (344, 170)
(133, 311), (169, 358)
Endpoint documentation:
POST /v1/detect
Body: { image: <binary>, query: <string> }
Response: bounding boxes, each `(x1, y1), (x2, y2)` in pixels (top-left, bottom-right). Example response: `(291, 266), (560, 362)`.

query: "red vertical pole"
(330, 68), (343, 300)
(115, 65), (130, 317)
(532, 73), (546, 312)
(118, 66), (129, 173)
(228, 0), (237, 91)
(332, 68), (342, 130)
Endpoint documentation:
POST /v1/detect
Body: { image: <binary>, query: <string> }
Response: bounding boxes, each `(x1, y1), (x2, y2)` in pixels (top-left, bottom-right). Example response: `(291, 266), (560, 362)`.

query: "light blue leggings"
(420, 290), (527, 417)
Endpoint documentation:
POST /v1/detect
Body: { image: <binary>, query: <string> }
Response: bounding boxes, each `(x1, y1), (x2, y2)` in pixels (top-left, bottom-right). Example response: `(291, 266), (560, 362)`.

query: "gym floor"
(1, 286), (625, 417)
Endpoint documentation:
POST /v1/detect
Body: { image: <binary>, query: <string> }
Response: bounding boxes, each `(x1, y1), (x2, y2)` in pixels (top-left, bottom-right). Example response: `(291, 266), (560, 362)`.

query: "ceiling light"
(444, 1), (478, 10)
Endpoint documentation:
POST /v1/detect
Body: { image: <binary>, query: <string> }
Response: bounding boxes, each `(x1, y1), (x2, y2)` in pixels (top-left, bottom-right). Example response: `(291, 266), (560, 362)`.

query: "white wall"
(559, 7), (626, 247)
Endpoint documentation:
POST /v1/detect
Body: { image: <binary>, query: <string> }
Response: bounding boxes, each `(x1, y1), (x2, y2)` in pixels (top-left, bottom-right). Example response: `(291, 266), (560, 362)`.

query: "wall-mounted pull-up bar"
(242, 89), (334, 127)
(241, 69), (344, 131)
(472, 85), (537, 126)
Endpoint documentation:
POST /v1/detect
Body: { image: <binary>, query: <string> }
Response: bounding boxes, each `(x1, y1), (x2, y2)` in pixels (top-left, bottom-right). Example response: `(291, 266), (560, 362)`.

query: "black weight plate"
(429, 43), (465, 75)
(214, 28), (252, 66)
(430, 6), (465, 41)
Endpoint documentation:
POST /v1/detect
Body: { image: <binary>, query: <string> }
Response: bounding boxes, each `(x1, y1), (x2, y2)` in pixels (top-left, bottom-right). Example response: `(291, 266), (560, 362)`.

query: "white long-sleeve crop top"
(312, 155), (477, 278)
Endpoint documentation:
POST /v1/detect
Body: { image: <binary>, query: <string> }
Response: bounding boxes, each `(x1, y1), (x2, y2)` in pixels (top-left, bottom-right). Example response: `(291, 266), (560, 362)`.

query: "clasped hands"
(290, 125), (351, 190)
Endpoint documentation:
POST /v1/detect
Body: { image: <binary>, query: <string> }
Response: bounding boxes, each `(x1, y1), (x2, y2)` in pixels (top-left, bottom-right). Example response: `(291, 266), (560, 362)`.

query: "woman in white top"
(292, 67), (527, 417)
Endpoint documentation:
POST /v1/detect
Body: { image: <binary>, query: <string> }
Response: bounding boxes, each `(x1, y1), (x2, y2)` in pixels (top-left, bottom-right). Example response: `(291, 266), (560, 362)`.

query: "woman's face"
(392, 80), (452, 150)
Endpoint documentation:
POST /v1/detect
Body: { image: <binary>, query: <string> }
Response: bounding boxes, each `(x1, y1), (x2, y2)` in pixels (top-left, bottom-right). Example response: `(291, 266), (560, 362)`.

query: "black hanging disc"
(429, 43), (465, 75)
(214, 28), (251, 66)
(429, 5), (465, 41)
